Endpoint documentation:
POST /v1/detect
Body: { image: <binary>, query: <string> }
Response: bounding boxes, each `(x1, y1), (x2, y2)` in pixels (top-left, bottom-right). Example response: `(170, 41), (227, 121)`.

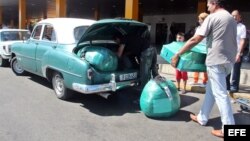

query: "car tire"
(52, 72), (72, 100)
(0, 56), (8, 67)
(11, 57), (26, 75)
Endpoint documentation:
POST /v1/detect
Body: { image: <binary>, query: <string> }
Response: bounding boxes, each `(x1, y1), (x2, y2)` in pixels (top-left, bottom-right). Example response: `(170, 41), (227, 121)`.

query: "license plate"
(119, 72), (137, 81)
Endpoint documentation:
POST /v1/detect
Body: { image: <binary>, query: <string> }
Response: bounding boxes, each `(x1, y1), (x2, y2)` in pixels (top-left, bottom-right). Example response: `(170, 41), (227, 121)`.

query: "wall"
(144, 12), (250, 44)
(242, 12), (250, 30)
(143, 14), (197, 44)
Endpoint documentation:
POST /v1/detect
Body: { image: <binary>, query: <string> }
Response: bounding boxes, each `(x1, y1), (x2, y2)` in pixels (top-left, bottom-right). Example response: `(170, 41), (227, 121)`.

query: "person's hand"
(171, 54), (180, 68)
(235, 53), (241, 63)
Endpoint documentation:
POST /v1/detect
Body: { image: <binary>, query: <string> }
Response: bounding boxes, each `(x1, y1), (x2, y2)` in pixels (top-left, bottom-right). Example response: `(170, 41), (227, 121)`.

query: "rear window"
(74, 26), (89, 41)
(1, 31), (30, 41)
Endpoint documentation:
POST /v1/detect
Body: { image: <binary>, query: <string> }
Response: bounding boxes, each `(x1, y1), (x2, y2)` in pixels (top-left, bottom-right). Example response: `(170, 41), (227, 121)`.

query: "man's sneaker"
(188, 82), (198, 85)
(230, 89), (238, 93)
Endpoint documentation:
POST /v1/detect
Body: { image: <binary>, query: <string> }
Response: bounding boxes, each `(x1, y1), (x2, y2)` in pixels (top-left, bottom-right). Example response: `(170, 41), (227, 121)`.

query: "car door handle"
(52, 45), (56, 49)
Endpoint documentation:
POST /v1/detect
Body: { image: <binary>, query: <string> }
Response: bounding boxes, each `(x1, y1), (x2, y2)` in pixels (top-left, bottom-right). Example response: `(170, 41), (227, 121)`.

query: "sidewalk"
(158, 59), (250, 100)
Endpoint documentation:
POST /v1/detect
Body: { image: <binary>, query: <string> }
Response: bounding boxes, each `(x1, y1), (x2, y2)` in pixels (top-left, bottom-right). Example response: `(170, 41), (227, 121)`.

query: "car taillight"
(87, 69), (93, 80)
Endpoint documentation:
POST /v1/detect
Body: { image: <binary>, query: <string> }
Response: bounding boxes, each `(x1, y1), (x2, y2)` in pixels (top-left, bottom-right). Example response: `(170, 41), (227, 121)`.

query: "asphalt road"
(0, 67), (249, 141)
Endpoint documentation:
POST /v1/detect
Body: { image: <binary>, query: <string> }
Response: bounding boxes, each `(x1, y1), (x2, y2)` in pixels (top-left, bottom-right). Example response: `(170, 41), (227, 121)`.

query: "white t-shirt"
(196, 10), (237, 66)
(236, 23), (246, 51)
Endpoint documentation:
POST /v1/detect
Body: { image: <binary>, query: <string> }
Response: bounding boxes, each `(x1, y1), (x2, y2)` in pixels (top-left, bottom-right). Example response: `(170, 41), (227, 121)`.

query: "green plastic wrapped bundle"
(79, 46), (118, 71)
(160, 42), (207, 72)
(140, 76), (180, 118)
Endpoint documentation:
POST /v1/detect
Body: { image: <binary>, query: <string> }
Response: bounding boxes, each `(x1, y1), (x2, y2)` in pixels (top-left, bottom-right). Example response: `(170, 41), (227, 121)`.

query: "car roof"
(37, 18), (96, 44)
(38, 18), (96, 28)
(94, 18), (146, 25)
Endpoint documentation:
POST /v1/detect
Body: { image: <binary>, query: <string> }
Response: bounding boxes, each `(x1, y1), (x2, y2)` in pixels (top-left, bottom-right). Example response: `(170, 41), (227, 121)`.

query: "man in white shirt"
(226, 10), (246, 93)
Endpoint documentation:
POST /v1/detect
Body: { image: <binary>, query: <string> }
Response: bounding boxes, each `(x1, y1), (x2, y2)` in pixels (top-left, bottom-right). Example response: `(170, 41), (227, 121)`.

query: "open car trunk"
(74, 19), (149, 85)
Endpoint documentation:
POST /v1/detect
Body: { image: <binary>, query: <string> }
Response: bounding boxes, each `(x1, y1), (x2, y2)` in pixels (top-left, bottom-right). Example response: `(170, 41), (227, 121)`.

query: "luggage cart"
(236, 97), (250, 111)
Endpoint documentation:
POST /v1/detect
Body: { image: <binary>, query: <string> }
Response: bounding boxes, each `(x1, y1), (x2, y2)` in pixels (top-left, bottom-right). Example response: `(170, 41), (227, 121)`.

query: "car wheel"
(11, 57), (26, 75)
(0, 56), (8, 67)
(52, 72), (72, 100)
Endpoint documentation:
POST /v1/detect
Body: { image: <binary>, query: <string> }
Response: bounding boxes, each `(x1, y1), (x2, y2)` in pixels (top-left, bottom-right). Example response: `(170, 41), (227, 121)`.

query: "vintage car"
(0, 29), (30, 67)
(10, 18), (149, 100)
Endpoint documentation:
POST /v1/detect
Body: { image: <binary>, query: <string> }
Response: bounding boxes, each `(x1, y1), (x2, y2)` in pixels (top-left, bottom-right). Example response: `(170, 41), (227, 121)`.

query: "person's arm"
(171, 35), (204, 68)
(236, 38), (246, 62)
(117, 44), (125, 57)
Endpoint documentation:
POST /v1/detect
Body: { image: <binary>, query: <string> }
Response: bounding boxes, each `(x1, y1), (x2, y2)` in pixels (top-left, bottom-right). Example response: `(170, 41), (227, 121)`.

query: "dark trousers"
(226, 59), (242, 90)
(140, 47), (159, 88)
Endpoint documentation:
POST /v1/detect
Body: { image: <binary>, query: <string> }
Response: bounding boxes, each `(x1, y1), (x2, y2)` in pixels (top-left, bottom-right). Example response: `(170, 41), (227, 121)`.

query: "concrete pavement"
(157, 56), (250, 100)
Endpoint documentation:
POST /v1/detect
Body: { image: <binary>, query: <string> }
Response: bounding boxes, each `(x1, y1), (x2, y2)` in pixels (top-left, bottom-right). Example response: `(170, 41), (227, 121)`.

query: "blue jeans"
(226, 59), (242, 91)
(197, 63), (235, 130)
(140, 47), (159, 87)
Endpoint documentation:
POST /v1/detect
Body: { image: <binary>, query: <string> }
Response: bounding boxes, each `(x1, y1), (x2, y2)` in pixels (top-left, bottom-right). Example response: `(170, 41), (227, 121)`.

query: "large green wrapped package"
(160, 42), (207, 72)
(140, 76), (180, 118)
(78, 46), (118, 71)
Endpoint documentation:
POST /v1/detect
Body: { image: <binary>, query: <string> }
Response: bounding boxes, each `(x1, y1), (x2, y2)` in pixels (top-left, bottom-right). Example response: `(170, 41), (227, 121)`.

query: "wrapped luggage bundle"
(140, 76), (180, 118)
(79, 46), (118, 71)
(160, 42), (207, 72)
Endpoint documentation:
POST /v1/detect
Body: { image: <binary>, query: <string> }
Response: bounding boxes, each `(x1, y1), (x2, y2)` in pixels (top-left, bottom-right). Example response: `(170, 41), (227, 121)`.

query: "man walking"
(171, 0), (237, 138)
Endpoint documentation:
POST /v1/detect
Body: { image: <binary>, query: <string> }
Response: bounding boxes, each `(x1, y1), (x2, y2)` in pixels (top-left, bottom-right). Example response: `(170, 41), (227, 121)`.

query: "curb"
(176, 82), (250, 100)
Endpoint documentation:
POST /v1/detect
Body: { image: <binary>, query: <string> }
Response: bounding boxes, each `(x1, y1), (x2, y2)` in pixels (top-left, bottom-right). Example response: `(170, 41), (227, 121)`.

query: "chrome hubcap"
(13, 60), (24, 73)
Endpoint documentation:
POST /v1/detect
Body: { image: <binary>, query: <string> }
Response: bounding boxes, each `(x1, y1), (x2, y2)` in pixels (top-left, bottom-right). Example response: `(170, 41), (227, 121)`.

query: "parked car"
(10, 18), (150, 100)
(0, 29), (30, 66)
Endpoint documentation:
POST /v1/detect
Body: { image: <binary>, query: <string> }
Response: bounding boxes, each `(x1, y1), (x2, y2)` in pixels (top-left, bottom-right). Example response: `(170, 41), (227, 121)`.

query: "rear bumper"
(72, 80), (138, 94)
(0, 54), (11, 59)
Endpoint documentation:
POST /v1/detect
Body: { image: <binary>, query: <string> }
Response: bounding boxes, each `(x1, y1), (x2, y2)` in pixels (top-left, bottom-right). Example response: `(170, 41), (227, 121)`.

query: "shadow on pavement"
(180, 94), (199, 108)
(69, 88), (142, 116)
(26, 75), (201, 119)
(28, 74), (53, 89)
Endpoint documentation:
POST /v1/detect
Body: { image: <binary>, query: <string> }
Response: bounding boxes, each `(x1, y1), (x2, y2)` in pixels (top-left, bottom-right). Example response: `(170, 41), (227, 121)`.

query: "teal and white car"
(10, 18), (149, 100)
(0, 29), (30, 67)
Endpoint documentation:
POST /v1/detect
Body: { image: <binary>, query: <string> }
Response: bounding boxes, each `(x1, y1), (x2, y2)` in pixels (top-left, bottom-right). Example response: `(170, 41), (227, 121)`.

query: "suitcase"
(160, 42), (207, 72)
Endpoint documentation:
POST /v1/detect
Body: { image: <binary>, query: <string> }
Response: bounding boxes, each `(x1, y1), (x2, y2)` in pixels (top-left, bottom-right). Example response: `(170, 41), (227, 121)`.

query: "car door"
(20, 25), (43, 73)
(35, 24), (57, 75)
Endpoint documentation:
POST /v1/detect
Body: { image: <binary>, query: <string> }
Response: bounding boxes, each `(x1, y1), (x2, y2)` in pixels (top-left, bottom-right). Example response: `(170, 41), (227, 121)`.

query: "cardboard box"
(160, 42), (207, 72)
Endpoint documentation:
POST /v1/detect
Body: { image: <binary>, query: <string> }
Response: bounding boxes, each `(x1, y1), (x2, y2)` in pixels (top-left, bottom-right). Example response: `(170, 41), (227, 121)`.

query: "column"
(56, 0), (66, 17)
(19, 0), (26, 29)
(125, 0), (139, 20)
(0, 7), (2, 25)
(197, 0), (207, 15)
(94, 5), (100, 20)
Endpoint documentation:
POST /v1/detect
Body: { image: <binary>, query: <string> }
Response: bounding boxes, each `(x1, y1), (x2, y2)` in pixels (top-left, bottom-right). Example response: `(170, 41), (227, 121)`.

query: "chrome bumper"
(72, 74), (138, 94)
(0, 54), (11, 59)
(72, 80), (138, 94)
